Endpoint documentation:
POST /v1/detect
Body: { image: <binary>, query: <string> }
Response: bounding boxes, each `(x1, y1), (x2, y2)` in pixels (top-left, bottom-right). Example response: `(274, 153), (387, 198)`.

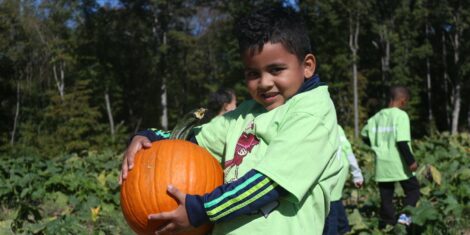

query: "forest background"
(0, 0), (469, 234)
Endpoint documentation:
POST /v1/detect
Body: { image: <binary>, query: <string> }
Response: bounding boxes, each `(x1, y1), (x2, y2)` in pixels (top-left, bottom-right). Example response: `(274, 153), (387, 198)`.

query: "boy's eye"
(270, 67), (285, 74)
(245, 71), (260, 79)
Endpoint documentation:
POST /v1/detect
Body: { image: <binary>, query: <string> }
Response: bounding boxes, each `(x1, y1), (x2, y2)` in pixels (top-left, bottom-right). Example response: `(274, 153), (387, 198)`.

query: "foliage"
(0, 148), (133, 234)
(13, 79), (127, 157)
(0, 133), (468, 234)
(343, 132), (470, 234)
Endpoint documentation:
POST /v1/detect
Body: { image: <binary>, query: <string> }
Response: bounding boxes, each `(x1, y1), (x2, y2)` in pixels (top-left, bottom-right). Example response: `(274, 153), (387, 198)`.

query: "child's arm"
(395, 112), (417, 171)
(397, 141), (417, 171)
(360, 122), (371, 146)
(185, 169), (285, 226)
(148, 170), (285, 234)
(346, 153), (364, 188)
(134, 128), (171, 142)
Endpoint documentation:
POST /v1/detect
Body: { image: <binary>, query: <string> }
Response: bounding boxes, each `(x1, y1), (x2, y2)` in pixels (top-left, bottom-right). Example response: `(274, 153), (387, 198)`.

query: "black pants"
(323, 200), (351, 235)
(378, 176), (420, 226)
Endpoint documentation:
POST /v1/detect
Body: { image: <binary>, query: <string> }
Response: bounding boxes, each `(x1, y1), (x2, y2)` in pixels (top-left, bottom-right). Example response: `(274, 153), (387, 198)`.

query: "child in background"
(361, 85), (420, 228)
(202, 88), (237, 122)
(323, 125), (363, 235)
(120, 6), (342, 235)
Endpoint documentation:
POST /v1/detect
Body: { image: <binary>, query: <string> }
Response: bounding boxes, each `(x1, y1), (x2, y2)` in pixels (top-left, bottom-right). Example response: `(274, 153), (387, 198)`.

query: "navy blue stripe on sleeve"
(133, 129), (170, 142)
(185, 170), (284, 227)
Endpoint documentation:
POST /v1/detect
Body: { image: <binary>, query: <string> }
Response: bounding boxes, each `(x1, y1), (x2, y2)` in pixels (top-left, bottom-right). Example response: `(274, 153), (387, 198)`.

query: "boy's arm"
(397, 141), (417, 170)
(346, 153), (364, 185)
(185, 169), (285, 227)
(360, 122), (371, 146)
(361, 136), (371, 146)
(395, 112), (416, 171)
(134, 128), (171, 142)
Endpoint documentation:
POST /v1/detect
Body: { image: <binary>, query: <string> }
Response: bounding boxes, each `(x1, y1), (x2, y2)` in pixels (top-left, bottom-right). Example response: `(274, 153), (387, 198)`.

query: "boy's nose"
(258, 73), (274, 89)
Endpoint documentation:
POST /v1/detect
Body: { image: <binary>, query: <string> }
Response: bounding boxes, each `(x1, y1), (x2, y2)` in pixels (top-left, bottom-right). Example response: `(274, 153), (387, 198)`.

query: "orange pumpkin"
(120, 140), (223, 235)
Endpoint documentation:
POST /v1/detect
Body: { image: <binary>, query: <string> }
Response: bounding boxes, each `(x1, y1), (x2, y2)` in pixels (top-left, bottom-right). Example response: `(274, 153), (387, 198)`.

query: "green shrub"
(0, 149), (132, 234)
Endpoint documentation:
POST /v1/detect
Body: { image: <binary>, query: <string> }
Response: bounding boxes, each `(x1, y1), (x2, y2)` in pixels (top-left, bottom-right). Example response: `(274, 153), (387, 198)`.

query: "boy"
(323, 125), (363, 235)
(120, 6), (342, 235)
(361, 85), (420, 228)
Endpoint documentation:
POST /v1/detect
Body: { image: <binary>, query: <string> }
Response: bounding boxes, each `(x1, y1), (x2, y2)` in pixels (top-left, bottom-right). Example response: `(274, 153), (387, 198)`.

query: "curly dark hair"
(233, 6), (312, 62)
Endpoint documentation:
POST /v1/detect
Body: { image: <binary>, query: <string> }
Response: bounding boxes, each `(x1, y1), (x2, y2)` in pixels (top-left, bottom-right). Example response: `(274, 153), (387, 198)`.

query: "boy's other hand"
(354, 180), (363, 188)
(148, 185), (192, 235)
(119, 136), (152, 184)
(409, 162), (418, 172)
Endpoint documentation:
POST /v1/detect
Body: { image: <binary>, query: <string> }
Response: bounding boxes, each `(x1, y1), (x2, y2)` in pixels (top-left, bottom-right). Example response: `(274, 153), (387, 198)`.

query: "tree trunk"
(161, 78), (168, 130)
(380, 26), (390, 103)
(451, 84), (461, 134)
(105, 91), (115, 141)
(52, 61), (65, 101)
(134, 118), (142, 134)
(425, 24), (433, 126)
(467, 108), (470, 130)
(10, 81), (20, 145)
(349, 12), (360, 138)
(450, 23), (461, 135)
(160, 31), (168, 130)
(442, 33), (451, 128)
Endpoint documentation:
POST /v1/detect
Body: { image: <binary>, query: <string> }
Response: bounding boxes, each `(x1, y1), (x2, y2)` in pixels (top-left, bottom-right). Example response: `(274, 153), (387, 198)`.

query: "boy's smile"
(242, 43), (315, 111)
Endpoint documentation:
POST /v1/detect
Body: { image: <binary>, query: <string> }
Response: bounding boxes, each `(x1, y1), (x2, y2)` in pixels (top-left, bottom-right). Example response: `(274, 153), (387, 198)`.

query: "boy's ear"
(303, 54), (316, 79)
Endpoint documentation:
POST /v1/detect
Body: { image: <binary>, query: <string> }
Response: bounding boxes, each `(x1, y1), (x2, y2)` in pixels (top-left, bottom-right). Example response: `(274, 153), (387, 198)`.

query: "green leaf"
(428, 165), (442, 185)
(457, 168), (470, 181)
(411, 201), (439, 226)
(420, 186), (431, 196)
(348, 209), (368, 230)
(97, 171), (107, 187)
(0, 220), (14, 235)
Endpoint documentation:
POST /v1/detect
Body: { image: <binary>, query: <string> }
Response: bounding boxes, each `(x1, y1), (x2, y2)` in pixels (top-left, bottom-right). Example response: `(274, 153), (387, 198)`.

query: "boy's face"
(242, 43), (316, 111)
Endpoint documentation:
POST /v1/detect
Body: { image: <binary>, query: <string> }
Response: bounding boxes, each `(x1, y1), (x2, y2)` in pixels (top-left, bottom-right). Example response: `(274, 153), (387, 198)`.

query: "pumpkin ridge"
(122, 180), (138, 232)
(124, 151), (145, 234)
(200, 147), (208, 193)
(152, 144), (161, 223)
(135, 150), (149, 233)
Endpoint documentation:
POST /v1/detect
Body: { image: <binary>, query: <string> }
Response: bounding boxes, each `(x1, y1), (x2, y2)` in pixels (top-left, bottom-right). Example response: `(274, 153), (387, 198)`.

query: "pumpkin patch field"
(0, 133), (469, 234)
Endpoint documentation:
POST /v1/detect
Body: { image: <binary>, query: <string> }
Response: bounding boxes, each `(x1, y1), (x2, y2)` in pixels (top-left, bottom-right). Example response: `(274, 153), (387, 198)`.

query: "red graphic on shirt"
(224, 122), (260, 181)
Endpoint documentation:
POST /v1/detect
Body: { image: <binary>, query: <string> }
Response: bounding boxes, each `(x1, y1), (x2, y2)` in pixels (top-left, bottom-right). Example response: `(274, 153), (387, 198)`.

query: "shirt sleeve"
(132, 128), (170, 143)
(340, 130), (364, 183)
(254, 112), (339, 203)
(397, 141), (416, 166)
(396, 112), (411, 142)
(185, 169), (285, 227)
(346, 153), (364, 183)
(360, 122), (369, 138)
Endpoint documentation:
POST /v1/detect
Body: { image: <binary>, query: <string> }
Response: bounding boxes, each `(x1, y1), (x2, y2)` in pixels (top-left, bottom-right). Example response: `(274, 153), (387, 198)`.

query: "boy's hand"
(354, 180), (363, 188)
(148, 185), (192, 235)
(119, 136), (152, 184)
(409, 162), (418, 172)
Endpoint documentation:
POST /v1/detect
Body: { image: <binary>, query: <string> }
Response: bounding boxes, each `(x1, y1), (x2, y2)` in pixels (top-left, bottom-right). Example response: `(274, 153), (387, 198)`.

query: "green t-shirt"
(360, 107), (413, 182)
(330, 125), (351, 201)
(195, 86), (342, 235)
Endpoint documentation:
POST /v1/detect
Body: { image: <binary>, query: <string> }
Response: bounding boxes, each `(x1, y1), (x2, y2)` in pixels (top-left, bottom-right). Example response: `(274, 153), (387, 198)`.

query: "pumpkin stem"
(170, 108), (207, 140)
